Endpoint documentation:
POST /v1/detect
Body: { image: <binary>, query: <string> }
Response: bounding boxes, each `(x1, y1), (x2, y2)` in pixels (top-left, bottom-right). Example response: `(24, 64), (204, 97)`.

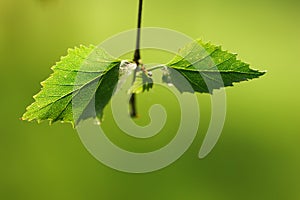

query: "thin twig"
(130, 0), (143, 117)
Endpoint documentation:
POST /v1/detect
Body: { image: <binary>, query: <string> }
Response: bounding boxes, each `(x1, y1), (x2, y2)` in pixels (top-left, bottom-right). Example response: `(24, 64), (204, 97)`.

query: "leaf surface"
(165, 40), (265, 93)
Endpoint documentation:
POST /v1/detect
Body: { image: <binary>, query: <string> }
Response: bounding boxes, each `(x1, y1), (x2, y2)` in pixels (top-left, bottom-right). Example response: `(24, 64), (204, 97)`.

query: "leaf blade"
(165, 40), (265, 93)
(22, 45), (121, 125)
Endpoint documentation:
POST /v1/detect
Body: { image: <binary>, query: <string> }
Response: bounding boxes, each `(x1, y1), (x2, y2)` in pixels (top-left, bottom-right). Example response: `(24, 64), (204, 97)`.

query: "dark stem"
(130, 0), (143, 117)
(133, 0), (143, 63)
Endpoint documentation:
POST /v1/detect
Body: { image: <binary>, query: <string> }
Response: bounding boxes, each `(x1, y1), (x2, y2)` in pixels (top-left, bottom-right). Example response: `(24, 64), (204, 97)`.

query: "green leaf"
(129, 70), (153, 94)
(22, 45), (121, 125)
(165, 39), (265, 93)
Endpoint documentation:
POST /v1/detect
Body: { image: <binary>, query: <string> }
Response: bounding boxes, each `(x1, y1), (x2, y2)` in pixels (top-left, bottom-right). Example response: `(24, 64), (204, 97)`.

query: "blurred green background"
(1, 0), (300, 199)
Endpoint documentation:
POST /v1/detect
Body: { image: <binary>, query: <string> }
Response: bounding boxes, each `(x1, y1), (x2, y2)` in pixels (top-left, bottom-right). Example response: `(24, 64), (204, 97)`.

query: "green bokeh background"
(1, 0), (299, 199)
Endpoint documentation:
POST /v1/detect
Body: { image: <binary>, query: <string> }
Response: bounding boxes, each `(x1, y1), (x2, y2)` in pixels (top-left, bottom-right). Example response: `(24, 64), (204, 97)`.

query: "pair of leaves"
(22, 40), (265, 126)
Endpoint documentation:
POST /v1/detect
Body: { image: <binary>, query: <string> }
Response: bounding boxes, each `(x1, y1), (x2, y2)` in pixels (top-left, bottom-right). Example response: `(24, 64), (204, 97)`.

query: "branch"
(130, 0), (143, 117)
